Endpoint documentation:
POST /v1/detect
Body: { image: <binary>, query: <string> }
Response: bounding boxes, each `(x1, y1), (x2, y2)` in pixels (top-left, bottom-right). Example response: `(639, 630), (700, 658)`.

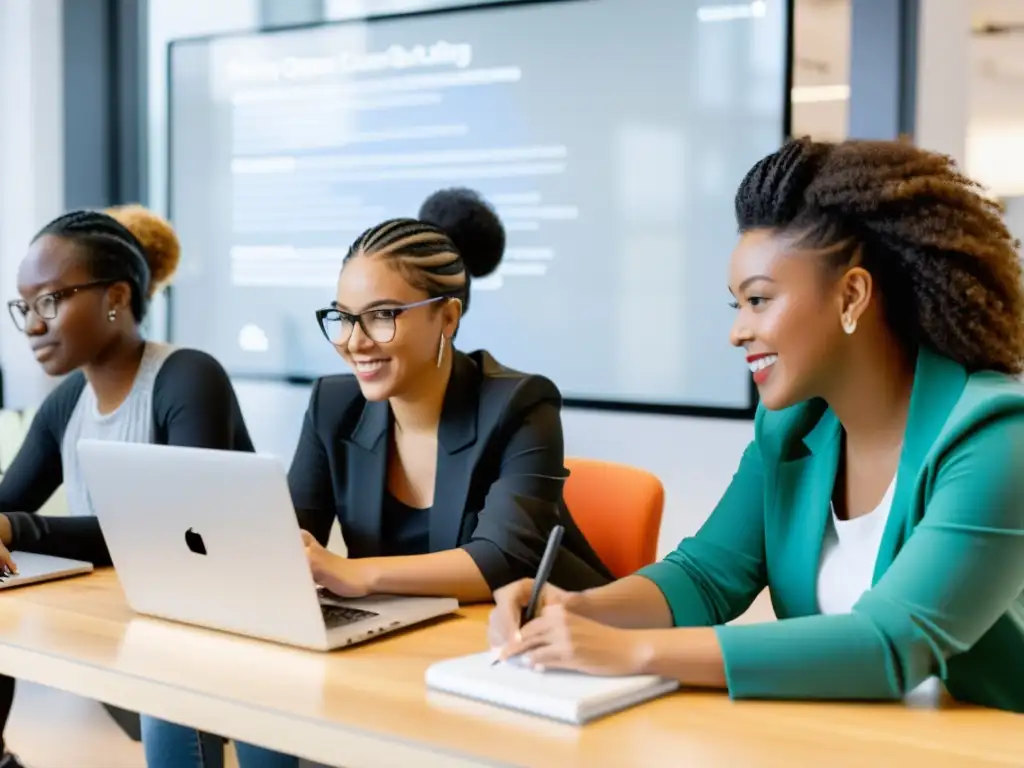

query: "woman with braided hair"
(141, 187), (611, 768)
(489, 137), (1024, 712)
(0, 206), (253, 767)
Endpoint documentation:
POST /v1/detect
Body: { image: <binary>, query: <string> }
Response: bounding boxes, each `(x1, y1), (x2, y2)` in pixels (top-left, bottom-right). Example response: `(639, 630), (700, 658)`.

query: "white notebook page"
(425, 651), (678, 724)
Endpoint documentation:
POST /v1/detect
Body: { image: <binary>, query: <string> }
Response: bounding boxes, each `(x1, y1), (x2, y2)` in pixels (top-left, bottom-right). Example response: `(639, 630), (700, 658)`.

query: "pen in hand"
(493, 524), (564, 666)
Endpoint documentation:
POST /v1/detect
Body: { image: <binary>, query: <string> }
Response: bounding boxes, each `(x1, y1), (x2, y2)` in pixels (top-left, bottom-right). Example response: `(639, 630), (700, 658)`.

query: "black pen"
(493, 525), (564, 665)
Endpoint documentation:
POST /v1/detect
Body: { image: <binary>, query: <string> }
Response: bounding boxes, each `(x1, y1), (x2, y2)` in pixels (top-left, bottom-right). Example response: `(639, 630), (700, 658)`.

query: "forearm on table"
(1, 513), (111, 565)
(577, 576), (675, 629)
(633, 627), (728, 689)
(363, 548), (492, 603)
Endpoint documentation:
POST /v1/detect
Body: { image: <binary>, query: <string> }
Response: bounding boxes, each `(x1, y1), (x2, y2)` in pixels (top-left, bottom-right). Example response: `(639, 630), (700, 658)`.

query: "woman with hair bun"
(0, 206), (253, 768)
(141, 188), (611, 768)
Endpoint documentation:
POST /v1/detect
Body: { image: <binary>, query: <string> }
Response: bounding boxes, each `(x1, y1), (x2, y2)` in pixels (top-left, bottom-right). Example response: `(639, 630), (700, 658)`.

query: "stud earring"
(107, 309), (117, 323)
(842, 314), (856, 335)
(436, 334), (447, 368)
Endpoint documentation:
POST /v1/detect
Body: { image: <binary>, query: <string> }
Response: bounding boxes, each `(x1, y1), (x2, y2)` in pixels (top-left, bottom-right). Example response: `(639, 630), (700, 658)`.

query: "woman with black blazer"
(142, 188), (611, 768)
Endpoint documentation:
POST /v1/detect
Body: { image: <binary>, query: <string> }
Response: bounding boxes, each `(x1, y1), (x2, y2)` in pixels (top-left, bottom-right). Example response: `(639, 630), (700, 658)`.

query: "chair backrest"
(563, 457), (664, 579)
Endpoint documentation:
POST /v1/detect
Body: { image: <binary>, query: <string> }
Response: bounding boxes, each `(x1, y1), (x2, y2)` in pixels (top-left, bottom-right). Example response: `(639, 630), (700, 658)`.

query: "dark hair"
(735, 137), (1024, 374)
(33, 210), (153, 322)
(344, 187), (505, 315)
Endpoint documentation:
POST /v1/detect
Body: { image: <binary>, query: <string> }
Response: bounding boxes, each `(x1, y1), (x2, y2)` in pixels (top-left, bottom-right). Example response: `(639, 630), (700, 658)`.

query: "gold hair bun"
(105, 204), (181, 297)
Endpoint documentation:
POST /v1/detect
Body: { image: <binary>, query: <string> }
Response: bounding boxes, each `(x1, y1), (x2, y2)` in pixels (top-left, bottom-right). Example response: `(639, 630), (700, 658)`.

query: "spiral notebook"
(425, 651), (679, 724)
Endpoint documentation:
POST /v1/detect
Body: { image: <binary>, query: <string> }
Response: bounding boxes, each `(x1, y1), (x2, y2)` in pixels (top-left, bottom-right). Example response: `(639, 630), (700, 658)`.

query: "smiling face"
(14, 235), (130, 376)
(728, 228), (871, 410)
(332, 254), (461, 401)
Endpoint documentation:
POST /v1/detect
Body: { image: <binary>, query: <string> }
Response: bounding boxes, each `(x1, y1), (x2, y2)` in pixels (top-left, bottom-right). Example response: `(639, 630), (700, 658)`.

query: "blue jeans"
(140, 716), (299, 768)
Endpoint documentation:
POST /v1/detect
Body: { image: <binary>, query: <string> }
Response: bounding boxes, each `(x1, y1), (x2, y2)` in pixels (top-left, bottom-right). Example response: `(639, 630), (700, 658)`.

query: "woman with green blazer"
(489, 137), (1024, 713)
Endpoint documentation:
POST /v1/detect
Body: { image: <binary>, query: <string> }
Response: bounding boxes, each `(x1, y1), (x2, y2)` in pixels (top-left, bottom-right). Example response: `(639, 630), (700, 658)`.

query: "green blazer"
(638, 347), (1024, 711)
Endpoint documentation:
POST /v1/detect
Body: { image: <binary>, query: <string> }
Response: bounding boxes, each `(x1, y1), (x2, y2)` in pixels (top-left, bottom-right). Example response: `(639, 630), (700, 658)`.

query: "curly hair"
(105, 204), (181, 296)
(735, 137), (1024, 374)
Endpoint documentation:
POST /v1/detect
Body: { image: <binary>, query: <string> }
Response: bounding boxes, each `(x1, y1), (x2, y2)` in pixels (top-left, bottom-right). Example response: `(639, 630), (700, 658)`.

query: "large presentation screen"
(168, 0), (789, 409)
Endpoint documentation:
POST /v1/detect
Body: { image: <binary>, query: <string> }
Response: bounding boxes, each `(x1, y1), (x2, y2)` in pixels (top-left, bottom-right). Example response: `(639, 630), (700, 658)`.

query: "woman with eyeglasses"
(141, 187), (612, 768)
(0, 206), (253, 768)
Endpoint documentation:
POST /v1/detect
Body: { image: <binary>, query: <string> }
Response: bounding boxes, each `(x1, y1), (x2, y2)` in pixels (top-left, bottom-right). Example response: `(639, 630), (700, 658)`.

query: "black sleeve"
(7, 350), (255, 566)
(3, 374), (112, 564)
(152, 349), (255, 451)
(461, 378), (572, 590)
(0, 385), (69, 514)
(287, 379), (335, 546)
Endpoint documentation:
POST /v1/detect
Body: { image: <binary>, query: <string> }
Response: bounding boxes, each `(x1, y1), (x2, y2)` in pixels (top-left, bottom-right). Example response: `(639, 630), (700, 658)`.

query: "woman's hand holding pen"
(300, 530), (373, 598)
(488, 578), (580, 647)
(489, 579), (649, 676)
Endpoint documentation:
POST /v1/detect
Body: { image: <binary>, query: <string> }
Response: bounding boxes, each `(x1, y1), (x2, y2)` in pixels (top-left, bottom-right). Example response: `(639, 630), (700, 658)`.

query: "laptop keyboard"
(320, 603), (379, 628)
(318, 589), (379, 629)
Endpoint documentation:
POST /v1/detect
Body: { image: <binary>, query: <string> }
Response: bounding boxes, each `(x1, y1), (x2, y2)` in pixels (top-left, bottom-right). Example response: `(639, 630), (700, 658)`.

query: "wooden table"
(0, 570), (1021, 767)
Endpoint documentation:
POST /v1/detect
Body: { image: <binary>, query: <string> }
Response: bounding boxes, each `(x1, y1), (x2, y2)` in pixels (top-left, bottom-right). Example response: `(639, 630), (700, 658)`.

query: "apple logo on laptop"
(184, 528), (207, 556)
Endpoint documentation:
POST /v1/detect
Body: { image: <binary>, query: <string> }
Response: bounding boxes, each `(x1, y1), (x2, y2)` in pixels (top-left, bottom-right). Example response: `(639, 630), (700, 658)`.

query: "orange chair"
(563, 457), (665, 579)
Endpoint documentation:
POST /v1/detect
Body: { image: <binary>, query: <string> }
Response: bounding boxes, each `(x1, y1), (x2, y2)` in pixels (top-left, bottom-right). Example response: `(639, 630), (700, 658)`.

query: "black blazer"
(289, 349), (612, 592)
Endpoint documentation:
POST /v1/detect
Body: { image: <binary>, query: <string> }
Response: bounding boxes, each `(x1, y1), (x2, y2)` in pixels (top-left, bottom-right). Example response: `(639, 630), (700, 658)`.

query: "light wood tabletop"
(0, 569), (1021, 767)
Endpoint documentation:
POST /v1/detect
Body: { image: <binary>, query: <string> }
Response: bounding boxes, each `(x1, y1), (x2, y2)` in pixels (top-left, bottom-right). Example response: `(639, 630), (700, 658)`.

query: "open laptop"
(75, 439), (458, 651)
(0, 552), (92, 590)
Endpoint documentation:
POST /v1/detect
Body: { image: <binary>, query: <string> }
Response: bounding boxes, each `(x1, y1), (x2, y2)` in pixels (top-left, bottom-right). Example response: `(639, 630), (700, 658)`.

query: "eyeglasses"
(7, 280), (115, 332)
(315, 297), (446, 347)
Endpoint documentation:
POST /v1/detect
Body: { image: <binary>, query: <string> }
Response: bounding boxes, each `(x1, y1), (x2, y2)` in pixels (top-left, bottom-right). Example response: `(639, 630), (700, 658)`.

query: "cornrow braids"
(735, 137), (1024, 374)
(34, 210), (152, 322)
(344, 188), (505, 316)
(347, 217), (468, 301)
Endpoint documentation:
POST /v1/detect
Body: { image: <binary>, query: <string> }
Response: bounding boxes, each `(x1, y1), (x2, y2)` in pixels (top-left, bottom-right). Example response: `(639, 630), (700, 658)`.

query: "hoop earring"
(107, 309), (117, 323)
(436, 334), (447, 368)
(842, 314), (857, 335)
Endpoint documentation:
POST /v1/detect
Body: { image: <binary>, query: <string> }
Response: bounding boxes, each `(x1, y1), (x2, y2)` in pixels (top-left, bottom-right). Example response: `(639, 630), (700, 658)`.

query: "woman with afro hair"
(141, 188), (611, 767)
(489, 138), (1024, 714)
(0, 205), (254, 768)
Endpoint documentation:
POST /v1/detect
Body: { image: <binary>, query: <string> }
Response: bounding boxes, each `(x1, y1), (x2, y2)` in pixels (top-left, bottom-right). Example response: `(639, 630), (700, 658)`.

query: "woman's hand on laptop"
(300, 530), (372, 598)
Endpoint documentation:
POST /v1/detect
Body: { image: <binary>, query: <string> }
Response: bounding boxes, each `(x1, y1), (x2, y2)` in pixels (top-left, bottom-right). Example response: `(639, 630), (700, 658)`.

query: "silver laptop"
(75, 439), (458, 651)
(0, 552), (92, 589)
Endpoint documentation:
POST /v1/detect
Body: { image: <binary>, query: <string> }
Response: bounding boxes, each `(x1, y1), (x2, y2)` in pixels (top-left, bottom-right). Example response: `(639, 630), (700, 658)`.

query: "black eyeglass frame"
(7, 279), (117, 332)
(315, 296), (449, 348)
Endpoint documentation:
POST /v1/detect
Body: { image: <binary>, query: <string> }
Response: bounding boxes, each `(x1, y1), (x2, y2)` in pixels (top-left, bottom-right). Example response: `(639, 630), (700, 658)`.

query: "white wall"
(915, 0), (971, 166)
(1004, 197), (1024, 242)
(0, 0), (65, 409)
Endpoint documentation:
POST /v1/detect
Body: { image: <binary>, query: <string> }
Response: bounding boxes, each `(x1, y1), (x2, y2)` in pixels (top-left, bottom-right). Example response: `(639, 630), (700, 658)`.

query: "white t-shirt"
(61, 342), (176, 517)
(815, 477), (945, 706)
